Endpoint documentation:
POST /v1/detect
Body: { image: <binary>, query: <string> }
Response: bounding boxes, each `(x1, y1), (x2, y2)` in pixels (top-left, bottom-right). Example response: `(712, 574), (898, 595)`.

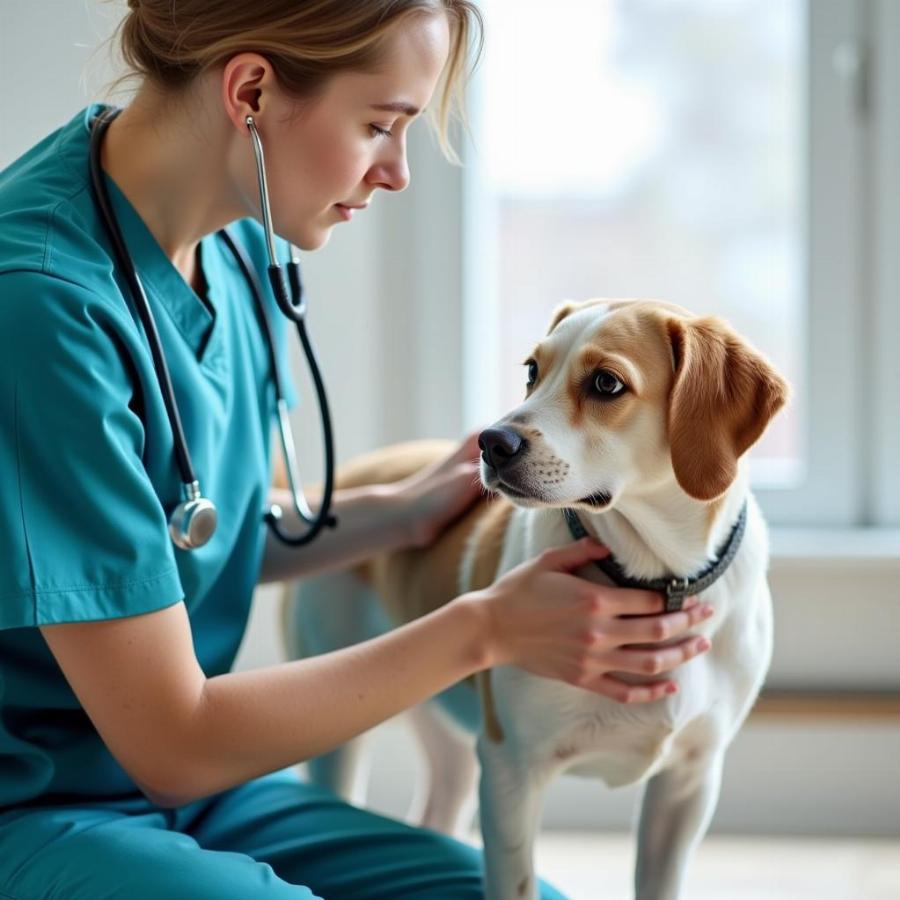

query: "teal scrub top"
(0, 103), (298, 810)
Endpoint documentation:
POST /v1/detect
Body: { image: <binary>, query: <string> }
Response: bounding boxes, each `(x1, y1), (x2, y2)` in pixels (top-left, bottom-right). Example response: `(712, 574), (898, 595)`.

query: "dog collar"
(561, 500), (749, 613)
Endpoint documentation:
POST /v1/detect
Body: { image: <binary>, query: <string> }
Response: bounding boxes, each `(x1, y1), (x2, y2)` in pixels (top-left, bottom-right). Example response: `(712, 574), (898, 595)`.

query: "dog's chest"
(495, 665), (713, 788)
(555, 720), (678, 787)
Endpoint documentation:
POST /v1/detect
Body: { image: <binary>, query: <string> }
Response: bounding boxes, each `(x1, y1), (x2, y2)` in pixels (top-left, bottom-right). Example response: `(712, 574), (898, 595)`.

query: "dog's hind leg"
(634, 747), (726, 900)
(404, 702), (479, 838)
(282, 571), (389, 806)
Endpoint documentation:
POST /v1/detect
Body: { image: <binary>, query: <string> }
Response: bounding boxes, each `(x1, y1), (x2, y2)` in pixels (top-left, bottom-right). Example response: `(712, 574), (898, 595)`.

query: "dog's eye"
(525, 360), (538, 387)
(593, 370), (626, 397)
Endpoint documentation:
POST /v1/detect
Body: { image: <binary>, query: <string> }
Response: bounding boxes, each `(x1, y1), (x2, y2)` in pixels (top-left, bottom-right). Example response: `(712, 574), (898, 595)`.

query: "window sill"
(769, 526), (900, 567)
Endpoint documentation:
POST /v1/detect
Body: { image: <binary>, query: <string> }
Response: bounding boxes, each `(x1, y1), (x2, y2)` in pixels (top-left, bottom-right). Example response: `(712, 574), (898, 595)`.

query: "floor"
(465, 831), (900, 900)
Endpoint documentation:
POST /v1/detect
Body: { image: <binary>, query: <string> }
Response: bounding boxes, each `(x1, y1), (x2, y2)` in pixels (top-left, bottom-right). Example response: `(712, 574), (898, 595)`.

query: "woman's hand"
(467, 537), (715, 704)
(393, 431), (485, 550)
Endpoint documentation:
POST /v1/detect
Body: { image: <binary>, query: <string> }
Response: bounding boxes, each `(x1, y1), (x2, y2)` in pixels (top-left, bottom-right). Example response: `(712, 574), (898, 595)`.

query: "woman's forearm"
(159, 594), (489, 806)
(258, 484), (411, 583)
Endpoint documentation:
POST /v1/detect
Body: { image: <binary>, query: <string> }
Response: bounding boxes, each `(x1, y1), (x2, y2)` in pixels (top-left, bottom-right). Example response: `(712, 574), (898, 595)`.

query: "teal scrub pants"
(0, 769), (565, 899)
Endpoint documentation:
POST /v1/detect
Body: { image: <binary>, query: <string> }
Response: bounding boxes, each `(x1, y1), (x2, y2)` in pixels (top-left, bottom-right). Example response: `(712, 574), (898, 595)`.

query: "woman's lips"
(334, 202), (369, 221)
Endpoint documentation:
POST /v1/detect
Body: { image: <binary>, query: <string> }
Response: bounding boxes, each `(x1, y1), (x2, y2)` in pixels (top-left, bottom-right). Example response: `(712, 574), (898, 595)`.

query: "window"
(461, 0), (893, 527)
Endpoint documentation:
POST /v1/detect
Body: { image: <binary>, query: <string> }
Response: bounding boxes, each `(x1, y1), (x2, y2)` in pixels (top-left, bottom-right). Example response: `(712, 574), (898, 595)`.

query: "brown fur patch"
(466, 501), (516, 593)
(666, 316), (789, 500)
(560, 304), (675, 433)
(479, 669), (505, 744)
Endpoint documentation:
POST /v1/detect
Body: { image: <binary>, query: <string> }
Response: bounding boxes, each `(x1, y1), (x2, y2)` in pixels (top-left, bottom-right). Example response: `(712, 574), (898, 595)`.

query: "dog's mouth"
(482, 470), (543, 504)
(494, 478), (539, 501)
(485, 471), (613, 510)
(577, 490), (613, 509)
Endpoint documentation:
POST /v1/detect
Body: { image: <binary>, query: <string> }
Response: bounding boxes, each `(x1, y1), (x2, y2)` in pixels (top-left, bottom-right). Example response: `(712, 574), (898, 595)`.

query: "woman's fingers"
(535, 537), (611, 573)
(608, 603), (714, 642)
(460, 429), (484, 463)
(588, 675), (678, 704)
(605, 636), (711, 676)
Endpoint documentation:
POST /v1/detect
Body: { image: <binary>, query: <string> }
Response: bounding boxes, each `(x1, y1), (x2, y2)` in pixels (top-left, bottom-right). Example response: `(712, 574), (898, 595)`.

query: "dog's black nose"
(478, 428), (526, 471)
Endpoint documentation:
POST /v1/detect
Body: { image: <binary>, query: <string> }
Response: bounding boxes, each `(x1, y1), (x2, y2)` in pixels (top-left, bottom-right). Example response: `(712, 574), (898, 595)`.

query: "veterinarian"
(0, 2), (715, 897)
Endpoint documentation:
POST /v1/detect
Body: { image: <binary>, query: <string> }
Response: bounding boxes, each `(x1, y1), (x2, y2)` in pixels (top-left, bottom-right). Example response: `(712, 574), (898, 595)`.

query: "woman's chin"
(292, 225), (333, 252)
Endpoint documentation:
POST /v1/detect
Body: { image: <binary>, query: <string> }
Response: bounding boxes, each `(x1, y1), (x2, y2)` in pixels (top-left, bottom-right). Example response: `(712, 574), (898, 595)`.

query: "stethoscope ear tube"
(244, 111), (340, 543)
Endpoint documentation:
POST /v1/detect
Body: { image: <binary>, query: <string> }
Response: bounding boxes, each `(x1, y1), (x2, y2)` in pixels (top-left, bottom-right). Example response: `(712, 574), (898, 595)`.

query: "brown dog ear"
(666, 316), (789, 501)
(546, 301), (577, 334)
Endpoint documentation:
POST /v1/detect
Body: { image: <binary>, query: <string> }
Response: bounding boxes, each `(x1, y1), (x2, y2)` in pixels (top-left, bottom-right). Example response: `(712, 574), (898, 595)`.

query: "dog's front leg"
(477, 735), (548, 900)
(633, 750), (725, 900)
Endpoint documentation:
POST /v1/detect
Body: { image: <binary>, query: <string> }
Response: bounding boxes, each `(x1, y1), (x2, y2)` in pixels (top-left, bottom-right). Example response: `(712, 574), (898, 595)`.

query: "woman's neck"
(99, 83), (242, 285)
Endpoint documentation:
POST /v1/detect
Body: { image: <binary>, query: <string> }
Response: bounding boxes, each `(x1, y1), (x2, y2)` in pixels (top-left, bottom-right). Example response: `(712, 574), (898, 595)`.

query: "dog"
(280, 298), (789, 900)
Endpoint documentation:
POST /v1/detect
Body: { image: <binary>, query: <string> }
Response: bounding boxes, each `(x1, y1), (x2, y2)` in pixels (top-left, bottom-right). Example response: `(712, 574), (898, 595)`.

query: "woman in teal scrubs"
(0, 2), (716, 897)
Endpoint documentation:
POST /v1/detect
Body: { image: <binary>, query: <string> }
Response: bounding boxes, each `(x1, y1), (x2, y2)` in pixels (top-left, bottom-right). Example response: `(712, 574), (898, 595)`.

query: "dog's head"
(478, 299), (789, 512)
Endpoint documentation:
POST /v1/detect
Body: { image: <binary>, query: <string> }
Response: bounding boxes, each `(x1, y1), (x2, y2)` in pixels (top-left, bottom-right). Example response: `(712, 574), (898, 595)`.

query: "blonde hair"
(105, 0), (483, 162)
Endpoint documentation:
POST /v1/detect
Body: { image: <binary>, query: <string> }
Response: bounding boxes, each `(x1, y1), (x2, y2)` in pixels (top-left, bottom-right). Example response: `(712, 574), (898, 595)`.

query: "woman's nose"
(368, 142), (410, 192)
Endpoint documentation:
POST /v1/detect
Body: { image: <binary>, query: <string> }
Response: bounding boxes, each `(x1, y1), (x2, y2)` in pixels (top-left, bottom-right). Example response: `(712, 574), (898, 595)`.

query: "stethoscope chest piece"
(168, 480), (218, 550)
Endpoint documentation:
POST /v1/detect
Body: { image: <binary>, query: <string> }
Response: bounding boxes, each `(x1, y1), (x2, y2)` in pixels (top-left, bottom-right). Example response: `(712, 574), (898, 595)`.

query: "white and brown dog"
(281, 299), (789, 900)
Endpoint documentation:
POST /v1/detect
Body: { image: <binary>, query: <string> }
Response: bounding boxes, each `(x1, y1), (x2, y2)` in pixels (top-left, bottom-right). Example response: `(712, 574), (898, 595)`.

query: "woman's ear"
(666, 316), (789, 501)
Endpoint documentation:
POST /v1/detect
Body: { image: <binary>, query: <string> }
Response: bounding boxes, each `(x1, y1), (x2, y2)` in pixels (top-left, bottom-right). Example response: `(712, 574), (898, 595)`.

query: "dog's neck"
(557, 467), (751, 583)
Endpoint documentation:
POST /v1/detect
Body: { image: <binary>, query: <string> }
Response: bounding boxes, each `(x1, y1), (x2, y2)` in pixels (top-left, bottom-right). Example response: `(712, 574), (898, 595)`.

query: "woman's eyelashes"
(369, 123), (395, 138)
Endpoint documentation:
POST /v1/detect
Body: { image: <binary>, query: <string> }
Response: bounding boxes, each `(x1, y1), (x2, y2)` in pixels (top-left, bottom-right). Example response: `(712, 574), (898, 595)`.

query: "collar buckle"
(665, 577), (691, 613)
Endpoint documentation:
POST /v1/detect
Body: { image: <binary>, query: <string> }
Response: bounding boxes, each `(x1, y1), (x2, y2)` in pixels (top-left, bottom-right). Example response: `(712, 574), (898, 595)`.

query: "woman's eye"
(369, 124), (394, 138)
(525, 360), (538, 387)
(593, 370), (626, 397)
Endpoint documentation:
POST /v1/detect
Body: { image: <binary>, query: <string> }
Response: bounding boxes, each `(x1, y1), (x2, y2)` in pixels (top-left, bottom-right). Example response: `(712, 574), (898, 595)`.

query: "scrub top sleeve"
(0, 271), (184, 631)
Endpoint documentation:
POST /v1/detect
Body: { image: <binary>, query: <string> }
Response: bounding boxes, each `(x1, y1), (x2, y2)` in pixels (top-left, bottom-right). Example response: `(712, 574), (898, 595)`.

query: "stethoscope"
(88, 106), (337, 550)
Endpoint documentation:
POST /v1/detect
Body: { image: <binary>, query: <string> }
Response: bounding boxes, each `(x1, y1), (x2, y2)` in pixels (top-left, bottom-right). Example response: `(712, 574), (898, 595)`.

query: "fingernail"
(666, 683), (678, 694)
(697, 638), (711, 652)
(684, 596), (699, 609)
(701, 604), (715, 617)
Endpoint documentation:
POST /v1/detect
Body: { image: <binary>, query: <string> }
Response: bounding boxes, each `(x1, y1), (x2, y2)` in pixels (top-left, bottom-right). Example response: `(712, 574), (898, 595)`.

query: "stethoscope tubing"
(89, 108), (199, 490)
(88, 106), (337, 548)
(221, 228), (338, 543)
